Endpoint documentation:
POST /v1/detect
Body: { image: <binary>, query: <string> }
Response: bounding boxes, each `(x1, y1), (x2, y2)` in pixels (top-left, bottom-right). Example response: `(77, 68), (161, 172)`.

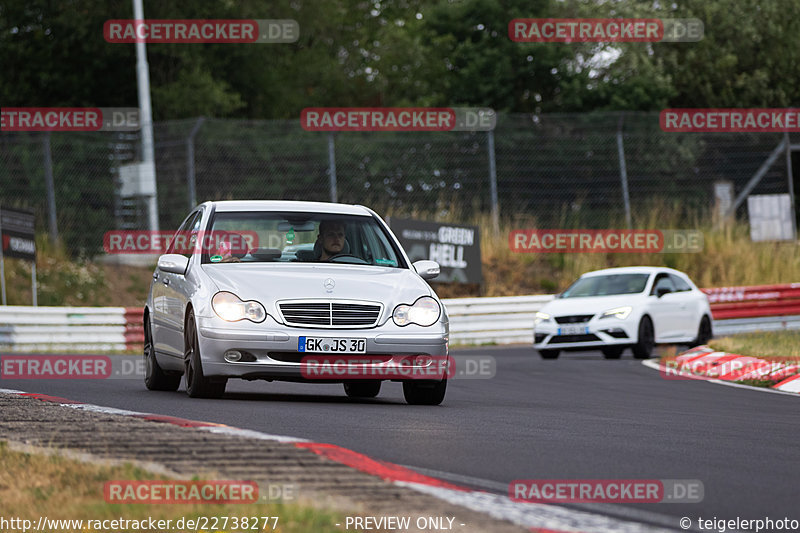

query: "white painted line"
(198, 425), (309, 443)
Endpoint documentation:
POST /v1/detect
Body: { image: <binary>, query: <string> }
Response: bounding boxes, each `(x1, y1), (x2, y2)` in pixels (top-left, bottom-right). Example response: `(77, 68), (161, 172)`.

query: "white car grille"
(277, 300), (383, 328)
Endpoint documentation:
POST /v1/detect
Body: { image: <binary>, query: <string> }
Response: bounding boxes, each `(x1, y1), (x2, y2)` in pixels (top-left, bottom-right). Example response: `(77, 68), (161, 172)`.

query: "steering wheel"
(327, 253), (369, 264)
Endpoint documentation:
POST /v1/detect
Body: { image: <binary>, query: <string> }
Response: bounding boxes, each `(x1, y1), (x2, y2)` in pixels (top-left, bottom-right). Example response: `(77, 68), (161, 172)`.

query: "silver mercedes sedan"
(144, 200), (449, 405)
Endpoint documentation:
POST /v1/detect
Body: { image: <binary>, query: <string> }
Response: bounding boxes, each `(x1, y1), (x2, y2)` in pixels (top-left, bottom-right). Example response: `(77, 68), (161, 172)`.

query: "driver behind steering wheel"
(316, 220), (348, 261)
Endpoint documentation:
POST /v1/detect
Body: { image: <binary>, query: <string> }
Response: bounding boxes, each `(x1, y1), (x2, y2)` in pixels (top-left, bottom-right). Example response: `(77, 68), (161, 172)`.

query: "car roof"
(206, 200), (372, 216)
(580, 266), (687, 277)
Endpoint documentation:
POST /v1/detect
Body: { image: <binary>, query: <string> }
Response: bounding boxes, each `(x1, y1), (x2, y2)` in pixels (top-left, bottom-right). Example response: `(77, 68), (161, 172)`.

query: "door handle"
(162, 278), (169, 286)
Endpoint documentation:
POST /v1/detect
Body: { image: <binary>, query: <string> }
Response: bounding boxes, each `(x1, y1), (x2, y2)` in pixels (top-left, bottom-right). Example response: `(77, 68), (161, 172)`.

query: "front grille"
(555, 315), (594, 324)
(549, 334), (600, 344)
(278, 300), (382, 328)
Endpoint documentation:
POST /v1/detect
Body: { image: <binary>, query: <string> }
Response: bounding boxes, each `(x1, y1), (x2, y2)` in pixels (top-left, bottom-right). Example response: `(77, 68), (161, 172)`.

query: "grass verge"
(0, 441), (346, 533)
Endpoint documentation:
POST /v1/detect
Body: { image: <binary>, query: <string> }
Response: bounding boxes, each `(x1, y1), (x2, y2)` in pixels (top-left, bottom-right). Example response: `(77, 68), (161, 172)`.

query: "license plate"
(557, 325), (589, 335)
(298, 336), (367, 354)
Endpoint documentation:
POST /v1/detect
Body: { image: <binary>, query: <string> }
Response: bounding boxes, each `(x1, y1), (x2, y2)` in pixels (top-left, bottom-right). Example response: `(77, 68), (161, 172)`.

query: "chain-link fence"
(0, 112), (796, 256)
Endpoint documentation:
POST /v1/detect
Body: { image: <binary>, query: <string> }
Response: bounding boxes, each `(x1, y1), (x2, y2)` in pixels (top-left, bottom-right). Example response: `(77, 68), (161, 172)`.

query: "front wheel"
(632, 316), (655, 359)
(184, 311), (227, 399)
(144, 315), (181, 391)
(403, 379), (446, 405)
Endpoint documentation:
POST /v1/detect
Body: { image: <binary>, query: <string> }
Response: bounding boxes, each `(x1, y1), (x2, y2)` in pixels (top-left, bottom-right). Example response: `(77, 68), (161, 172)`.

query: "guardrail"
(701, 283), (800, 319)
(2, 283), (800, 351)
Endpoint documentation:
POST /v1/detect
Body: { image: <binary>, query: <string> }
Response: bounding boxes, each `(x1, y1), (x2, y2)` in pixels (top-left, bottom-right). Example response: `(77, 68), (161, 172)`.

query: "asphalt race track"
(4, 346), (800, 530)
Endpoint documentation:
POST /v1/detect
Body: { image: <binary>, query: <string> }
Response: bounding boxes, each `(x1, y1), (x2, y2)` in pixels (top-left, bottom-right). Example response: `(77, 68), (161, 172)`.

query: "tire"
(403, 379), (447, 405)
(632, 316), (655, 359)
(144, 315), (181, 391)
(692, 315), (713, 347)
(344, 381), (381, 398)
(602, 346), (624, 359)
(184, 310), (227, 399)
(538, 349), (560, 359)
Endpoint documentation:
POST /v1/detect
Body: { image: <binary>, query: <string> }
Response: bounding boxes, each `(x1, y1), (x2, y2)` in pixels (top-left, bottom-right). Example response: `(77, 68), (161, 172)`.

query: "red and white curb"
(0, 388), (681, 533)
(644, 346), (800, 395)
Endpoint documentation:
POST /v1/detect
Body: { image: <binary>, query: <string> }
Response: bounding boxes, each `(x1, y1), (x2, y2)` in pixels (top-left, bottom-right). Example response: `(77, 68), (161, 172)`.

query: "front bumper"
(196, 316), (449, 381)
(533, 318), (636, 351)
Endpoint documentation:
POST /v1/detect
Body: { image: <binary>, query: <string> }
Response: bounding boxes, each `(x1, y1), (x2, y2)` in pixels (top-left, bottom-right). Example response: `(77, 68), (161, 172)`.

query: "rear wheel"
(403, 379), (447, 405)
(538, 349), (560, 359)
(344, 381), (381, 398)
(692, 315), (713, 347)
(184, 310), (227, 399)
(602, 346), (624, 359)
(144, 315), (181, 391)
(632, 316), (655, 359)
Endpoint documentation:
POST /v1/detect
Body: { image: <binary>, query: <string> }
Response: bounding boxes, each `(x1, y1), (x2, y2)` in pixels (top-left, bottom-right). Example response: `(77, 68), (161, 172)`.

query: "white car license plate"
(557, 324), (589, 335)
(299, 336), (367, 354)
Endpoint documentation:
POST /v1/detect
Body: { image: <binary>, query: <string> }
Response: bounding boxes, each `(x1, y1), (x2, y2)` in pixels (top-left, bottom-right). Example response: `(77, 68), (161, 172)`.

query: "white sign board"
(748, 194), (796, 241)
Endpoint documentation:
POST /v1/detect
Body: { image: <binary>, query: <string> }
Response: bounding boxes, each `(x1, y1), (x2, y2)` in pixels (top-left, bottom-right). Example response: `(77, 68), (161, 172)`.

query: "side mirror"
(413, 260), (440, 280)
(158, 254), (189, 275)
(656, 286), (671, 298)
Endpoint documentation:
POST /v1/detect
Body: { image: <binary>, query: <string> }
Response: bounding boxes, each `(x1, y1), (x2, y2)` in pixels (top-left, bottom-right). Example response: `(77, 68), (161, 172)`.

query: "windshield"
(201, 211), (405, 267)
(559, 273), (650, 298)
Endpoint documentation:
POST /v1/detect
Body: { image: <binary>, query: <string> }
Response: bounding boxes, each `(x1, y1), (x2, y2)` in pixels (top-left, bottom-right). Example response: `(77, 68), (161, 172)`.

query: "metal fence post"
(487, 130), (499, 235)
(186, 117), (205, 210)
(43, 133), (58, 242)
(616, 115), (632, 229)
(327, 132), (338, 202)
(785, 132), (796, 238)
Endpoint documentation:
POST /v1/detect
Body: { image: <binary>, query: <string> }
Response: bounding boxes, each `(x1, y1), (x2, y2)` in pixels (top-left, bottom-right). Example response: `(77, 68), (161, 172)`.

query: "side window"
(651, 273), (676, 295)
(168, 211), (202, 258)
(670, 274), (692, 292)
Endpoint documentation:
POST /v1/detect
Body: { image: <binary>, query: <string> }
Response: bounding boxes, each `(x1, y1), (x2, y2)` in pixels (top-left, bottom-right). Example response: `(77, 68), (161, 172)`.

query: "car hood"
(202, 263), (434, 316)
(541, 293), (644, 318)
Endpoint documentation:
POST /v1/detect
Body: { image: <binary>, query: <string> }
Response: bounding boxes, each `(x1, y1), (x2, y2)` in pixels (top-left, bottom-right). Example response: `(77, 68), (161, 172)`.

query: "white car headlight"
(534, 311), (552, 326)
(600, 306), (632, 320)
(393, 296), (441, 327)
(212, 291), (267, 323)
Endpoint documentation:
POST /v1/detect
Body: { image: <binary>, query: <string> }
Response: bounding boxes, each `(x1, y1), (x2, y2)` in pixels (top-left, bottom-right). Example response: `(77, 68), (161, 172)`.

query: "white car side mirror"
(413, 260), (440, 280)
(158, 254), (189, 275)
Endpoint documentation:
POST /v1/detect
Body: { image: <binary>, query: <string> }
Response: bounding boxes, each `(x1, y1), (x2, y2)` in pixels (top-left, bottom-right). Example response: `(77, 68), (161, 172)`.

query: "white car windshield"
(201, 211), (405, 267)
(559, 274), (650, 298)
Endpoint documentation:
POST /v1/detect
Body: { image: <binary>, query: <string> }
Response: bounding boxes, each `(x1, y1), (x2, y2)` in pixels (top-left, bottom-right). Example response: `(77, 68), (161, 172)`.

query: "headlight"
(600, 306), (632, 320)
(212, 291), (266, 323)
(393, 296), (441, 327)
(534, 311), (552, 326)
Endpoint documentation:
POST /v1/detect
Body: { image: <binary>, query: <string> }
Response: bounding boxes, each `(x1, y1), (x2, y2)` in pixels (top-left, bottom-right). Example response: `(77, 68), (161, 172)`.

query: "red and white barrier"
(0, 306), (142, 352)
(704, 283), (800, 319)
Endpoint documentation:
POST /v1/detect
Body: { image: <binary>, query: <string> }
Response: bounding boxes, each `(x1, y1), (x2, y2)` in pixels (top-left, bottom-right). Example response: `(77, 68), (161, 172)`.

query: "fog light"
(224, 350), (243, 363)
